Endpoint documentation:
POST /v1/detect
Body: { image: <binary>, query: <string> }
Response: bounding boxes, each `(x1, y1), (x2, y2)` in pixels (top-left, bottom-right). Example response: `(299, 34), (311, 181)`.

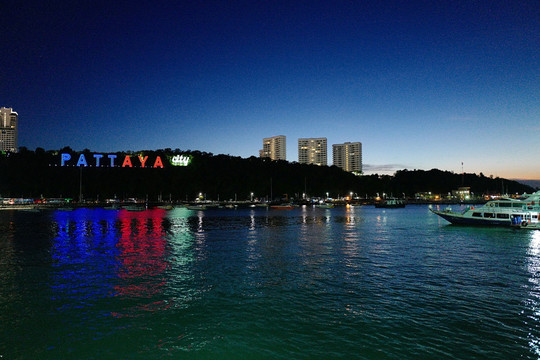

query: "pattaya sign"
(59, 152), (191, 168)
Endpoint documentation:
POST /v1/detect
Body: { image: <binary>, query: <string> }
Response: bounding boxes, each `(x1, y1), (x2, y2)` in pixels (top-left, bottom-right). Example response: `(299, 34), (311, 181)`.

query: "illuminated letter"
(61, 153), (71, 166)
(153, 156), (164, 168)
(76, 154), (88, 167)
(93, 154), (103, 167)
(122, 155), (133, 168)
(138, 155), (148, 168)
(171, 154), (191, 166)
(171, 155), (180, 166)
(108, 154), (117, 167)
(181, 155), (190, 166)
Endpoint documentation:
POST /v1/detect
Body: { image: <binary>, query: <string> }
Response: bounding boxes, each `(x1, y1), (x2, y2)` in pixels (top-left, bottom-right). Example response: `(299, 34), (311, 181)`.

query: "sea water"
(0, 205), (539, 359)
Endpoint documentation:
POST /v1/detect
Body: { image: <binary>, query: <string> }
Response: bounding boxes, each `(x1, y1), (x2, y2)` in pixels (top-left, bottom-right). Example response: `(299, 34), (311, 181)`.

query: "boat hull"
(270, 205), (295, 210)
(186, 206), (207, 210)
(431, 209), (511, 226)
(431, 191), (540, 228)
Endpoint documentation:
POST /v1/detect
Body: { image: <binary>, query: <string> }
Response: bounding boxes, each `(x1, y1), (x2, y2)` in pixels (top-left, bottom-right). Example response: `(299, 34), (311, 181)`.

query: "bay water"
(1, 205), (539, 359)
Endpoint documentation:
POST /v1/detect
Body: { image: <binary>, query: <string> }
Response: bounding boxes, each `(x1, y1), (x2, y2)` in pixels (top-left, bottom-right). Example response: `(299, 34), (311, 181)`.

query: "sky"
(2, 0), (539, 179)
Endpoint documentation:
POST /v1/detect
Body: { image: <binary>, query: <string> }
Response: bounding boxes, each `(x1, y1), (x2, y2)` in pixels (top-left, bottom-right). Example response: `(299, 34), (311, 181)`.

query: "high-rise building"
(0, 107), (18, 153)
(332, 142), (362, 174)
(298, 138), (327, 166)
(260, 135), (286, 161)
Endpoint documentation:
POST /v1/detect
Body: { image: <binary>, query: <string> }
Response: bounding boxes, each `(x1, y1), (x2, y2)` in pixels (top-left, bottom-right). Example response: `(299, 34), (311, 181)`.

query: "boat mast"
(270, 177), (273, 202)
(461, 161), (464, 186)
(79, 165), (83, 203)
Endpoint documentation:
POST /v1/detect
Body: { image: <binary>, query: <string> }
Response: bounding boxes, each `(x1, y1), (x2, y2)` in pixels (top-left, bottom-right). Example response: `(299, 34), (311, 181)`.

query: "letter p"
(61, 153), (71, 166)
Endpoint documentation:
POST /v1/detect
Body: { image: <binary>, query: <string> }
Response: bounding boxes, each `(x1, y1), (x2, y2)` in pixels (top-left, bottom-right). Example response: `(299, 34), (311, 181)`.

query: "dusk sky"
(2, 1), (539, 179)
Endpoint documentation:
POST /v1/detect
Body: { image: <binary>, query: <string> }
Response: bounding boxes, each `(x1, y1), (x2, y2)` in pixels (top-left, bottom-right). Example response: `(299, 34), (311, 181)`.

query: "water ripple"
(0, 206), (539, 358)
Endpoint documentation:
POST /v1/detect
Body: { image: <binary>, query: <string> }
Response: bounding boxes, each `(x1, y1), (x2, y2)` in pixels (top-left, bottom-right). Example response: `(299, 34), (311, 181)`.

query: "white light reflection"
(250, 213), (256, 231)
(197, 214), (204, 233)
(165, 212), (202, 310)
(527, 230), (540, 356)
(302, 204), (308, 224)
(246, 212), (259, 265)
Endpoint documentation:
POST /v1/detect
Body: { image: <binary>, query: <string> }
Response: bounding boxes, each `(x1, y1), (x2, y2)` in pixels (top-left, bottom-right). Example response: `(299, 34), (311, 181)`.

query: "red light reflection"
(114, 209), (168, 301)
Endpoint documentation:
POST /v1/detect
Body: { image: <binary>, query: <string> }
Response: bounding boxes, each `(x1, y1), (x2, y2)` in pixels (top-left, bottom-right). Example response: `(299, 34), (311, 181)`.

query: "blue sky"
(2, 0), (539, 179)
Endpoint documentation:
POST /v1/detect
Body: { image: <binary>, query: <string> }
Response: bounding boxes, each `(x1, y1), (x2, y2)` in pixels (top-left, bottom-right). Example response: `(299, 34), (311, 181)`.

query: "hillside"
(0, 148), (535, 201)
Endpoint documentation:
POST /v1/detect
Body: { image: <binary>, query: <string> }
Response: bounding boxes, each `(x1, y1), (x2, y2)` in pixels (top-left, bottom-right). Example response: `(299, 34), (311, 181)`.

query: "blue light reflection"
(50, 208), (121, 307)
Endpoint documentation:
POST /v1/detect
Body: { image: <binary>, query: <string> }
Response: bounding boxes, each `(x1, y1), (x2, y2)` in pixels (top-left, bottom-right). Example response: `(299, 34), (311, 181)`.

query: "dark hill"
(0, 148), (534, 201)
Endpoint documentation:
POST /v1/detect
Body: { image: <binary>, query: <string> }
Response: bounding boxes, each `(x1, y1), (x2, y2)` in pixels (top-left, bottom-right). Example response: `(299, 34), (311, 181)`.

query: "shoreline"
(0, 199), (487, 211)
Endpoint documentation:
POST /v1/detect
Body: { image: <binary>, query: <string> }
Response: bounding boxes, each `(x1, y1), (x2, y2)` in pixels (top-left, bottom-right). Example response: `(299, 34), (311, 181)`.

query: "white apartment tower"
(0, 107), (18, 153)
(332, 142), (362, 174)
(260, 135), (286, 161)
(298, 138), (327, 166)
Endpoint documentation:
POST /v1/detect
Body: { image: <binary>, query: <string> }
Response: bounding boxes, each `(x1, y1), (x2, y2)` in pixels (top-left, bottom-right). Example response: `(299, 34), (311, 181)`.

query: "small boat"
(513, 221), (540, 230)
(123, 205), (146, 211)
(57, 207), (75, 211)
(375, 199), (406, 208)
(431, 191), (540, 227)
(270, 204), (295, 210)
(20, 207), (41, 213)
(187, 205), (207, 211)
(315, 203), (334, 209)
(157, 205), (174, 210)
(103, 204), (120, 210)
(510, 211), (540, 229)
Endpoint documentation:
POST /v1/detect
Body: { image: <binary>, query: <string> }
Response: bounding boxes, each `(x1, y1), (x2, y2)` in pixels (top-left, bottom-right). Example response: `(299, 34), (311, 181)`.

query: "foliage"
(0, 149), (534, 201)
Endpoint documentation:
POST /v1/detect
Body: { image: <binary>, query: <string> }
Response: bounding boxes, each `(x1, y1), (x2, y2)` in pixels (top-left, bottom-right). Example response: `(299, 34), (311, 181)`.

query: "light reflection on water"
(1, 206), (540, 358)
(527, 230), (540, 356)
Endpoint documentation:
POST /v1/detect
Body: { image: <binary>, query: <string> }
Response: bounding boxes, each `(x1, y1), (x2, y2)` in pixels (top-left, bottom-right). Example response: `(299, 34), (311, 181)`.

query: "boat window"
(484, 213), (495, 218)
(499, 202), (512, 208)
(472, 212), (483, 217)
(496, 214), (510, 219)
(513, 203), (524, 208)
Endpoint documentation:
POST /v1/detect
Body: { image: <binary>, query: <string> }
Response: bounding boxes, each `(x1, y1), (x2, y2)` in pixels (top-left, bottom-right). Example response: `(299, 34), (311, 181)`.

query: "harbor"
(0, 196), (491, 211)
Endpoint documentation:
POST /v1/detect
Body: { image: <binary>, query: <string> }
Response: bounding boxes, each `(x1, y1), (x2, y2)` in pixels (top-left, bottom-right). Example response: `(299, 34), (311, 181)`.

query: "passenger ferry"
(430, 191), (540, 227)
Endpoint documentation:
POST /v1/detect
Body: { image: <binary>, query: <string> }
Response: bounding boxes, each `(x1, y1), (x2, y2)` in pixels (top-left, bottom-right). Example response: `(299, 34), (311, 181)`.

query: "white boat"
(431, 191), (540, 227)
(123, 205), (146, 211)
(514, 222), (540, 230)
(315, 203), (334, 209)
(375, 199), (406, 208)
(157, 205), (174, 210)
(186, 205), (207, 210)
(512, 219), (540, 230)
